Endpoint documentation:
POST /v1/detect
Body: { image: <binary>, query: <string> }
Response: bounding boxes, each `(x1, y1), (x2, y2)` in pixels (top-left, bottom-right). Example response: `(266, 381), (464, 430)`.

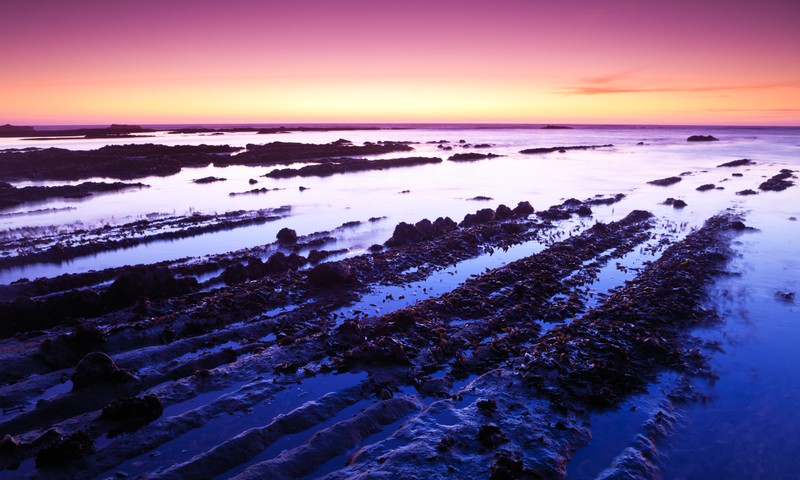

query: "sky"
(1, 0), (799, 126)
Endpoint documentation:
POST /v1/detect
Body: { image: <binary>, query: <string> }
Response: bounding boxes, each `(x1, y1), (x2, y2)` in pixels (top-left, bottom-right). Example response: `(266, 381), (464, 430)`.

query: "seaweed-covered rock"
(490, 450), (524, 480)
(71, 352), (136, 391)
(759, 169), (795, 192)
(101, 394), (163, 435)
(386, 222), (422, 247)
(495, 204), (513, 220)
(512, 201), (534, 217)
(105, 266), (197, 307)
(461, 208), (496, 227)
(276, 227), (298, 244)
(477, 423), (508, 447)
(308, 262), (354, 288)
(265, 251), (290, 273)
(35, 430), (94, 467)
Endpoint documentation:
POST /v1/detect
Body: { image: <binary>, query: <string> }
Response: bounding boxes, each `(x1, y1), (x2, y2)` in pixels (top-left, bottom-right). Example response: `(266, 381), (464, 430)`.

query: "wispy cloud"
(558, 74), (800, 96)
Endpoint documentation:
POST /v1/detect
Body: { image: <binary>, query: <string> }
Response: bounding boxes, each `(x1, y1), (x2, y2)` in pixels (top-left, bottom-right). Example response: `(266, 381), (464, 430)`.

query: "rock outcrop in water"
(687, 135), (718, 142)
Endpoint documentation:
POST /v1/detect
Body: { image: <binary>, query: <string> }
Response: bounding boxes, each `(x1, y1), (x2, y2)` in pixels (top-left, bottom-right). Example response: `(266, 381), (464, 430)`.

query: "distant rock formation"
(687, 135), (719, 142)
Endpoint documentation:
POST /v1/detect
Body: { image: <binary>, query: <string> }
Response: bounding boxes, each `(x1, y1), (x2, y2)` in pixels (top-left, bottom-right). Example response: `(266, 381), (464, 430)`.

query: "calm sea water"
(1, 124), (799, 478)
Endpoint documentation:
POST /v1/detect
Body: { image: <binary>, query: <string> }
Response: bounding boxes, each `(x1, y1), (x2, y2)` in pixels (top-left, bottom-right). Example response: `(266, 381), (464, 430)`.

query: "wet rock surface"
(448, 153), (502, 162)
(0, 182), (148, 210)
(0, 205), (290, 270)
(687, 135), (719, 142)
(717, 159), (755, 168)
(263, 156), (442, 178)
(519, 144), (613, 154)
(759, 169), (796, 192)
(647, 176), (682, 186)
(0, 181), (747, 479)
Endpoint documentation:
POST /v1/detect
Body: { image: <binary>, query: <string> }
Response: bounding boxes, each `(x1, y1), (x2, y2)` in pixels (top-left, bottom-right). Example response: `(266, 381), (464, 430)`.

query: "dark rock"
(101, 394), (163, 436)
(105, 266), (197, 308)
(220, 263), (248, 284)
(460, 208), (495, 227)
(736, 189), (758, 196)
(696, 184), (715, 191)
(287, 253), (308, 270)
(490, 450), (524, 480)
(246, 257), (267, 278)
(368, 244), (384, 252)
(386, 222), (422, 247)
(276, 227), (297, 244)
(0, 434), (21, 456)
(687, 135), (718, 142)
(448, 153), (501, 162)
(469, 196), (493, 201)
(663, 198), (687, 208)
(477, 398), (497, 415)
(248, 178), (258, 185)
(415, 219), (435, 239)
(647, 176), (682, 186)
(730, 221), (747, 230)
(575, 205), (593, 216)
(542, 125), (572, 129)
(519, 144), (612, 154)
(308, 249), (326, 263)
(477, 423), (508, 447)
(265, 252), (290, 273)
(35, 430), (94, 467)
(511, 201), (534, 217)
(308, 262), (354, 288)
(432, 216), (458, 235)
(71, 352), (136, 391)
(37, 323), (107, 368)
(759, 169), (795, 191)
(495, 204), (513, 220)
(192, 176), (226, 184)
(717, 159), (755, 167)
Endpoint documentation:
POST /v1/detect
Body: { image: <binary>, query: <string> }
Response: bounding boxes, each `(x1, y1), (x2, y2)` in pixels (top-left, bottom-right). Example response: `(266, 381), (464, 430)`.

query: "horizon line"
(5, 121), (799, 129)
